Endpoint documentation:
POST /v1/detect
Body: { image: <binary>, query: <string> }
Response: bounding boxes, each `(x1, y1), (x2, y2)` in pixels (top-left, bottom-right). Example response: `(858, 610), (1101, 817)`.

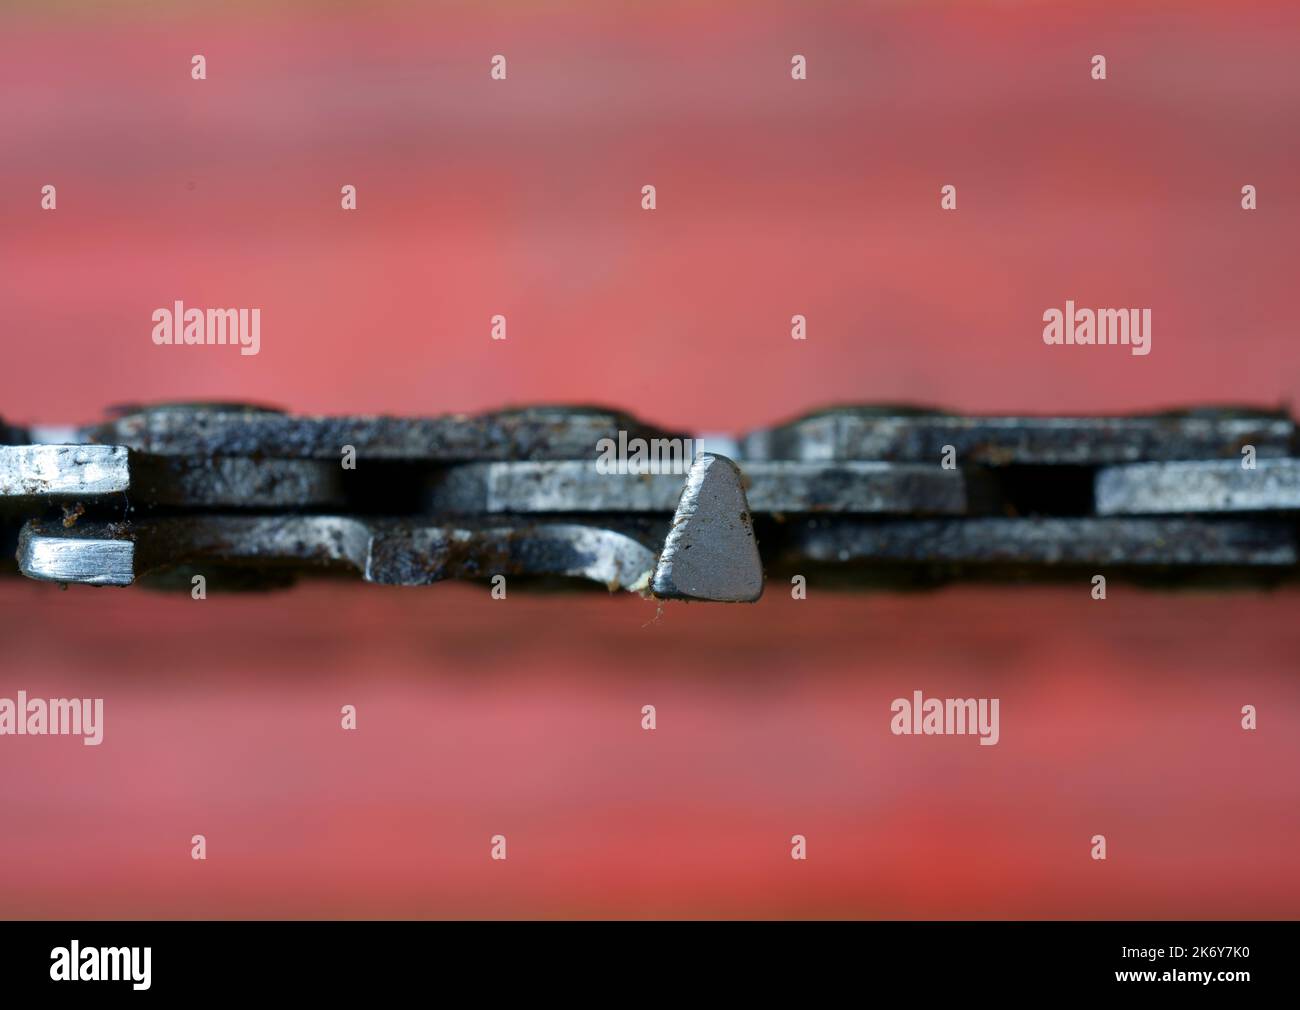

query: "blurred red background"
(1, 0), (1298, 918)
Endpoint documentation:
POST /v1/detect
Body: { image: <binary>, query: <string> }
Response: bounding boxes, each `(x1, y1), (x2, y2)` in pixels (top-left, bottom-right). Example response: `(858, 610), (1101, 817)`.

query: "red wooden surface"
(1, 1), (1298, 918)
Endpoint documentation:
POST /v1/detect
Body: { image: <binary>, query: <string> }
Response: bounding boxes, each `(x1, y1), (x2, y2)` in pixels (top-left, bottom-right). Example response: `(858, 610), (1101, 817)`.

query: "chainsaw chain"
(3, 403), (1296, 601)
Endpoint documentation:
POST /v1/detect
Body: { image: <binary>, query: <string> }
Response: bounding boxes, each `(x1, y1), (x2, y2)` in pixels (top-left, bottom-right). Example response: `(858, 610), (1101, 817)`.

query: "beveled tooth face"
(652, 453), (764, 603)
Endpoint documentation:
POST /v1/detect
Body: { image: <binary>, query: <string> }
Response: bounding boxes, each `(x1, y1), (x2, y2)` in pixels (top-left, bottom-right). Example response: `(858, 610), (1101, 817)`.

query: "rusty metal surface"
(8, 403), (1300, 599)
(426, 459), (967, 515)
(17, 515), (663, 591)
(787, 516), (1297, 567)
(1095, 458), (1300, 514)
(743, 407), (1293, 464)
(0, 445), (129, 499)
(85, 404), (687, 462)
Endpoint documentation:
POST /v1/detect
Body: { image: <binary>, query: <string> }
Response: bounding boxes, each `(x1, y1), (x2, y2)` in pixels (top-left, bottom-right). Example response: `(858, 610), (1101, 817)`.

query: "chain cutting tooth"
(652, 453), (764, 602)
